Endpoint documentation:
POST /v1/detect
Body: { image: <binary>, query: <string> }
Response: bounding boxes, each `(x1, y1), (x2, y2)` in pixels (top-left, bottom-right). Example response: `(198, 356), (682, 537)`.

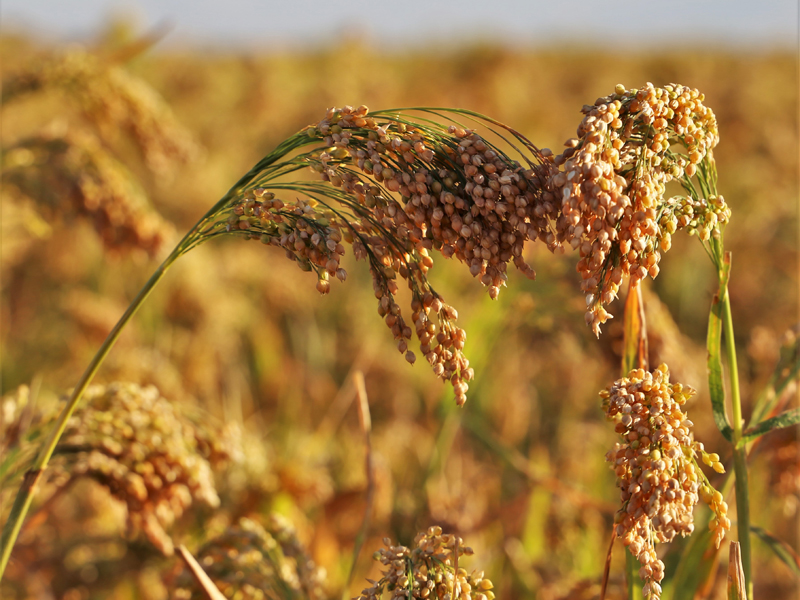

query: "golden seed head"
(550, 83), (723, 336)
(602, 364), (727, 598)
(51, 383), (240, 556)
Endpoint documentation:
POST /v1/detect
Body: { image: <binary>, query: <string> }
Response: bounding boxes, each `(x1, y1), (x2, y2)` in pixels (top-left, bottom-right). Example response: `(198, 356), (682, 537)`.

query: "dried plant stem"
(177, 545), (228, 600)
(344, 371), (375, 600)
(727, 542), (747, 600)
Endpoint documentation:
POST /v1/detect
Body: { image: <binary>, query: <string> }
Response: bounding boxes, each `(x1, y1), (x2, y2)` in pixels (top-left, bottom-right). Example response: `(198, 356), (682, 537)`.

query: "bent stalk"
(0, 246), (180, 580)
(0, 180), (248, 581)
(0, 130), (315, 582)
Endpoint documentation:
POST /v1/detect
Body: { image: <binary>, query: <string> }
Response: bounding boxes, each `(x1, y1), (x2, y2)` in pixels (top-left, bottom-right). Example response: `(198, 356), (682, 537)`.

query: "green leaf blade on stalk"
(707, 290), (733, 442)
(669, 526), (722, 600)
(740, 407), (800, 446)
(749, 332), (800, 427)
(750, 526), (800, 579)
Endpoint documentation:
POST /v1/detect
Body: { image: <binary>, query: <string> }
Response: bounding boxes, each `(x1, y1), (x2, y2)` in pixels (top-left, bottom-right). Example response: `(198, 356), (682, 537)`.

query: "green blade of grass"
(751, 526), (800, 578)
(740, 408), (800, 446)
(707, 289), (733, 442)
(669, 525), (722, 600)
(749, 334), (800, 427)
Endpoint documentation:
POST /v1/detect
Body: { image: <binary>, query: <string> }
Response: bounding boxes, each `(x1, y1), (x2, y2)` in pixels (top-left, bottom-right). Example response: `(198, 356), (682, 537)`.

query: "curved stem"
(0, 247), (181, 581)
(0, 131), (323, 583)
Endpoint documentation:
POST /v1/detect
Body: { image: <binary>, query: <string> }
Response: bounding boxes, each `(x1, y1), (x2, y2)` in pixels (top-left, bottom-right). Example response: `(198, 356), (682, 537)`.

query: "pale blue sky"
(2, 0), (798, 50)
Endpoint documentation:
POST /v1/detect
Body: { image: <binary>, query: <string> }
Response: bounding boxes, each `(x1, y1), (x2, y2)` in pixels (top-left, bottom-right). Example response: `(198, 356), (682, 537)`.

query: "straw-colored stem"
(621, 282), (646, 600)
(721, 288), (752, 600)
(343, 372), (375, 600)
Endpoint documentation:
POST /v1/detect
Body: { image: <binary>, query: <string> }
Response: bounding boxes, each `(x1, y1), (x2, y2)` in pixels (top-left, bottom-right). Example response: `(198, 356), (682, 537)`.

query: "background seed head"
(51, 382), (240, 555)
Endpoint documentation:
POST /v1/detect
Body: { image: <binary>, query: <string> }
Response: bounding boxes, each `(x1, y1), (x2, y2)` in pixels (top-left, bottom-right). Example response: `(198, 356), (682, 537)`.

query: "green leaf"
(740, 408), (800, 446)
(749, 332), (800, 426)
(670, 525), (722, 600)
(751, 526), (800, 578)
(707, 290), (733, 442)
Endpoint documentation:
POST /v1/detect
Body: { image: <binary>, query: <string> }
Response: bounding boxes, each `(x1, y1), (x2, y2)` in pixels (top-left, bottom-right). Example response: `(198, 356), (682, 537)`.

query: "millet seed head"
(602, 364), (729, 599)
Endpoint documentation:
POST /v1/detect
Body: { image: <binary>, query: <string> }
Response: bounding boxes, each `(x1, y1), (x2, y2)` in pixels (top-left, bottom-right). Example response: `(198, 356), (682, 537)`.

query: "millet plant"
(1, 66), (798, 600)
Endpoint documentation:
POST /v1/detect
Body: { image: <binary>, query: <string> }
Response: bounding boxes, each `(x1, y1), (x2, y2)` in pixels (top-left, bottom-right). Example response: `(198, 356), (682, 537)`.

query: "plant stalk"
(0, 248), (181, 581)
(721, 287), (752, 600)
(622, 283), (647, 600)
(0, 131), (317, 583)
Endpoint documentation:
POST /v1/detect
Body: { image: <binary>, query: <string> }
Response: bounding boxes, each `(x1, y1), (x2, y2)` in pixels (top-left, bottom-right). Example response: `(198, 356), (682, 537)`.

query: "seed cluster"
(547, 83), (729, 335)
(3, 131), (173, 257)
(52, 383), (238, 555)
(359, 527), (494, 600)
(208, 87), (731, 401)
(212, 106), (558, 405)
(171, 516), (325, 600)
(309, 107), (563, 404)
(215, 186), (474, 404)
(601, 365), (730, 599)
(313, 105), (558, 291)
(3, 49), (200, 178)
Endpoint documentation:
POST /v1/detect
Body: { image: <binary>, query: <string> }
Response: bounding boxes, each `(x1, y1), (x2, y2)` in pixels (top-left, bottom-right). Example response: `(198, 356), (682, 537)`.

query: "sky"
(2, 0), (798, 51)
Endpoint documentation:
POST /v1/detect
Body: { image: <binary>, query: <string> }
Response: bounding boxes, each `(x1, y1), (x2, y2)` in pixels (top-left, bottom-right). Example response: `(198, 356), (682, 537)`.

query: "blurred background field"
(0, 9), (798, 600)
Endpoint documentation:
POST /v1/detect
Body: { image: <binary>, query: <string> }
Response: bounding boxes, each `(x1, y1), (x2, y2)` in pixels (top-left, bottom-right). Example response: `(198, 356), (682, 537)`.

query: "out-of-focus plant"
(170, 515), (326, 600)
(1, 48), (201, 262)
(357, 527), (493, 600)
(0, 382), (239, 598)
(3, 129), (171, 257)
(49, 383), (239, 555)
(2, 49), (199, 179)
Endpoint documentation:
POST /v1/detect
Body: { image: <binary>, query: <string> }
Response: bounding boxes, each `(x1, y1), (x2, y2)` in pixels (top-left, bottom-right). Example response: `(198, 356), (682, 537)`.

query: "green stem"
(0, 249), (180, 581)
(721, 286), (752, 600)
(0, 130), (321, 583)
(626, 550), (641, 600)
